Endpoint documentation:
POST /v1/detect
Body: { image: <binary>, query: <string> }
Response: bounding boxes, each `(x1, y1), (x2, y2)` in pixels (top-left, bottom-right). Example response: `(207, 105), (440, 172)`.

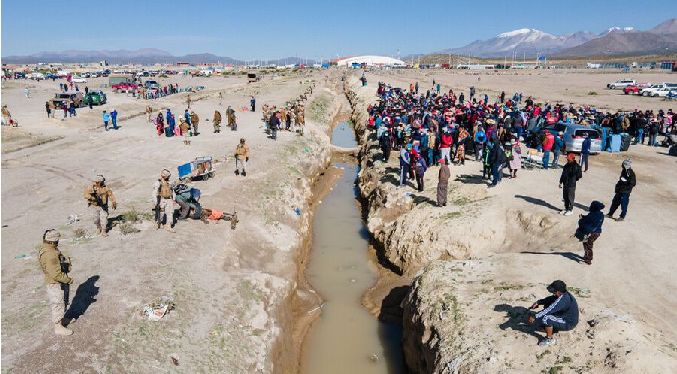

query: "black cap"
(547, 280), (567, 293)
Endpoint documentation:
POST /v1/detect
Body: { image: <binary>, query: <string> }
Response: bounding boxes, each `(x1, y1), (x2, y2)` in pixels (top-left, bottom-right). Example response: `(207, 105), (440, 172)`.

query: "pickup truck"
(640, 83), (677, 97)
(111, 82), (138, 93)
(607, 79), (635, 89)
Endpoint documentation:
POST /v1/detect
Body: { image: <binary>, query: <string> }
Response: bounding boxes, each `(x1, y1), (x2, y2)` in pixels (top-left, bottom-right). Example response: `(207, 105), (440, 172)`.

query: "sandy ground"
(348, 69), (676, 373)
(371, 68), (676, 112)
(1, 71), (340, 372)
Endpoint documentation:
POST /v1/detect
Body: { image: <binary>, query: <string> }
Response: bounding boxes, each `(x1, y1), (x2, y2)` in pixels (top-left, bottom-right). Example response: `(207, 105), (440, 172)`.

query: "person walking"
(226, 106), (237, 131)
(102, 110), (110, 130)
(45, 101), (51, 118)
(439, 129), (453, 164)
(437, 158), (450, 206)
(474, 126), (486, 161)
(399, 144), (411, 187)
(414, 155), (428, 192)
(190, 111), (200, 136)
(234, 138), (249, 176)
(542, 131), (555, 169)
(110, 109), (118, 130)
(551, 132), (564, 168)
(580, 133), (591, 172)
(558, 154), (582, 215)
(250, 96), (256, 112)
(508, 139), (522, 178)
(489, 141), (506, 187)
(607, 159), (636, 222)
(83, 174), (116, 236)
(379, 126), (392, 161)
(576, 201), (605, 265)
(213, 110), (222, 133)
(39, 229), (74, 336)
(179, 118), (190, 145)
(153, 169), (176, 232)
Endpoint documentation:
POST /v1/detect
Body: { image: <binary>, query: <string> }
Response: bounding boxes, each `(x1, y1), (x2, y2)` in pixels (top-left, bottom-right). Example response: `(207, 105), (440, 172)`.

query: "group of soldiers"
(212, 106), (237, 133)
(38, 87), (320, 336)
(262, 84), (314, 136)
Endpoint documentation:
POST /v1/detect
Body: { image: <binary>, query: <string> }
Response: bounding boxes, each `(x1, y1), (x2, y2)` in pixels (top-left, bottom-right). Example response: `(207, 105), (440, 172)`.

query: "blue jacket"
(475, 130), (486, 143)
(102, 113), (110, 122)
(578, 201), (605, 234)
(535, 292), (579, 328)
(399, 149), (410, 167)
(553, 137), (564, 152)
(581, 138), (591, 154)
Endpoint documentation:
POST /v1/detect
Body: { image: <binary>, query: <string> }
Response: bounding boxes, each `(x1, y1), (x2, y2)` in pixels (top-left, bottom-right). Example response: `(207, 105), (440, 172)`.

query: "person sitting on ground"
(528, 280), (579, 347)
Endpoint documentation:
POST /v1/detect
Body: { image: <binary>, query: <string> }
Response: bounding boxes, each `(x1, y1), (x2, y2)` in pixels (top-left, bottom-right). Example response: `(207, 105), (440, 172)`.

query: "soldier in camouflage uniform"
(84, 174), (116, 236)
(39, 229), (74, 336)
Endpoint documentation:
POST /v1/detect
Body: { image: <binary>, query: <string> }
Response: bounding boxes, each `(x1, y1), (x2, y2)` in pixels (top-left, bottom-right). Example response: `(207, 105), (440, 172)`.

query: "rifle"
(154, 181), (162, 228)
(154, 195), (162, 228)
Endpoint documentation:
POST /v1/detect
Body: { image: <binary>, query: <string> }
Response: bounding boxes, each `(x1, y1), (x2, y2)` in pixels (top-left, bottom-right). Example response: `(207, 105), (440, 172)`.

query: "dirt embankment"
(344, 73), (677, 373)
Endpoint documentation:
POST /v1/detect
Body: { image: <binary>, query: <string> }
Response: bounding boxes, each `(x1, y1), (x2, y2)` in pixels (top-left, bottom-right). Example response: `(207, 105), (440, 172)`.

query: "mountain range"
(3, 18), (676, 64)
(2, 49), (315, 66)
(441, 18), (677, 58)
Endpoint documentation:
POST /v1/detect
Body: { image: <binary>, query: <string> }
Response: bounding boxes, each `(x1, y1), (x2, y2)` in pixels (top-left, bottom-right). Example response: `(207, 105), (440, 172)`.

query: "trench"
(300, 121), (405, 374)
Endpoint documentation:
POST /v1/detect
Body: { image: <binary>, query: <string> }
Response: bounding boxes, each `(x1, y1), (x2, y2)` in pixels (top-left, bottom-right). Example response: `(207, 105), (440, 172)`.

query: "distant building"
(100, 60), (109, 67)
(456, 64), (495, 70)
(334, 55), (406, 68)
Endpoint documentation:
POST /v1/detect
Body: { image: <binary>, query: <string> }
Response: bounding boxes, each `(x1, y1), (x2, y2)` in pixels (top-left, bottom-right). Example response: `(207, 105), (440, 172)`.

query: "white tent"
(335, 55), (406, 67)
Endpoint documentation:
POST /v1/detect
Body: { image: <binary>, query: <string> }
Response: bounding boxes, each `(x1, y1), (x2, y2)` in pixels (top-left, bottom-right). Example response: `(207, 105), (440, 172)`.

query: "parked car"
(111, 82), (138, 93)
(524, 122), (570, 148)
(607, 79), (635, 89)
(640, 83), (677, 97)
(654, 87), (677, 98)
(71, 76), (87, 83)
(28, 72), (45, 80)
(620, 82), (650, 94)
(563, 125), (602, 154)
(143, 80), (160, 89)
(84, 91), (107, 106)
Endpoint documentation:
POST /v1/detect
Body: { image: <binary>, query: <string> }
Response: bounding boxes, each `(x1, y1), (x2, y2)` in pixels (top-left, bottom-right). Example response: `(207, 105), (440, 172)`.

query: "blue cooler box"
(178, 162), (192, 178)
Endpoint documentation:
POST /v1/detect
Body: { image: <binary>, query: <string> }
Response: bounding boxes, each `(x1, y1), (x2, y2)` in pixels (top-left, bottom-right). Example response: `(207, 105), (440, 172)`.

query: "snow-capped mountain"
(442, 28), (597, 57)
(600, 26), (636, 36)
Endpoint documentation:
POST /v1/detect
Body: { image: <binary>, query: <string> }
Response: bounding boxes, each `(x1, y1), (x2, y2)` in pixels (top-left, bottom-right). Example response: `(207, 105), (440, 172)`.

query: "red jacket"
(440, 133), (453, 148)
(542, 133), (555, 151)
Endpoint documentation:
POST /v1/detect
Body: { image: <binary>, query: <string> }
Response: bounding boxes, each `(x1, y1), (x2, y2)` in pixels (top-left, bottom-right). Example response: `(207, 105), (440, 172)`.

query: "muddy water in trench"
(301, 122), (404, 374)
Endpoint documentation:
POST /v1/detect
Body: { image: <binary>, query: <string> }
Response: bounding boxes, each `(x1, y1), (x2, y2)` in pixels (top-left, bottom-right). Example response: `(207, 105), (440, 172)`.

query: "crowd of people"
(366, 78), (651, 346)
(370, 81), (674, 188)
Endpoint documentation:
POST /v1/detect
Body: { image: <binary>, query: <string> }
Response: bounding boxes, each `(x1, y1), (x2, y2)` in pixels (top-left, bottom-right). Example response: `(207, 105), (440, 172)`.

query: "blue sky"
(2, 0), (675, 59)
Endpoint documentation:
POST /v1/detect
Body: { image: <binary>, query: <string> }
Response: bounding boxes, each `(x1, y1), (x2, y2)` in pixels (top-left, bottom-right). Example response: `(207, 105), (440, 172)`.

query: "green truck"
(84, 91), (107, 106)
